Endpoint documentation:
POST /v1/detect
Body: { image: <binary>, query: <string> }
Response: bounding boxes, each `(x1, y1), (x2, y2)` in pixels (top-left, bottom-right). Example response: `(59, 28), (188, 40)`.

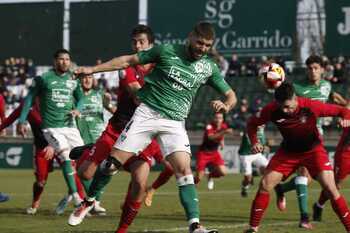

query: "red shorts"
(123, 139), (163, 171)
(334, 145), (350, 181)
(86, 122), (122, 165)
(34, 148), (54, 183)
(196, 150), (225, 172)
(267, 144), (333, 179)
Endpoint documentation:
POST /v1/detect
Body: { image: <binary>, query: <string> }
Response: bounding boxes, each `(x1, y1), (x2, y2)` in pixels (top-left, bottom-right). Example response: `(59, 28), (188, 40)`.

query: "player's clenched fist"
(251, 143), (264, 154)
(211, 100), (229, 113)
(74, 66), (94, 76)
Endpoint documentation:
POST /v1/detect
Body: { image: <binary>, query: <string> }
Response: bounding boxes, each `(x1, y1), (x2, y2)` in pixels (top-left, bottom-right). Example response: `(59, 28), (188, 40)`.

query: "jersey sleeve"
(247, 103), (274, 145)
(137, 45), (162, 65)
(19, 76), (42, 123)
(123, 67), (138, 84)
(0, 95), (6, 122)
(307, 98), (350, 119)
(0, 104), (23, 131)
(206, 62), (231, 94)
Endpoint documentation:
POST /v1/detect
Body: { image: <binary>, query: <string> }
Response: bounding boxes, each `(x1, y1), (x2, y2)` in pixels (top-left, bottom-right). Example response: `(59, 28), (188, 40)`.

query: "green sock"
(62, 160), (77, 193)
(279, 176), (296, 193)
(179, 184), (200, 221)
(87, 167), (112, 200)
(295, 176), (308, 218)
(81, 179), (92, 194)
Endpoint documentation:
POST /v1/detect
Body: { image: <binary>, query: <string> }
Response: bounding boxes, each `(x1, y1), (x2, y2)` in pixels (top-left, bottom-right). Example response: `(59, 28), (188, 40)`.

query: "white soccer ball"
(260, 63), (286, 90)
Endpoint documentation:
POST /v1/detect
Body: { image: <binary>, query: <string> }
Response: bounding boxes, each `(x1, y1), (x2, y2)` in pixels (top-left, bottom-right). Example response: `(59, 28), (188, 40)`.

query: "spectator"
(245, 57), (259, 76)
(332, 63), (345, 84)
(228, 54), (241, 77)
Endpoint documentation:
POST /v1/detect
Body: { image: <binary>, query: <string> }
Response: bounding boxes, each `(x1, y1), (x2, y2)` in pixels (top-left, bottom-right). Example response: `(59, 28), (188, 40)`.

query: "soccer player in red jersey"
(195, 112), (232, 189)
(244, 82), (350, 233)
(0, 93), (10, 202)
(313, 93), (350, 222)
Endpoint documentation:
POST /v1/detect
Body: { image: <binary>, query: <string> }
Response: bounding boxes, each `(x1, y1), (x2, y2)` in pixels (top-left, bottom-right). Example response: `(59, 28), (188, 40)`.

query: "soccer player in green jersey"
(74, 21), (237, 233)
(275, 55), (331, 229)
(18, 49), (85, 208)
(72, 74), (116, 214)
(76, 74), (115, 144)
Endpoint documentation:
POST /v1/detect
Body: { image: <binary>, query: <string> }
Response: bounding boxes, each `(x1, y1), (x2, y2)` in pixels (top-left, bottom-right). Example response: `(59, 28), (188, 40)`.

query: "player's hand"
(225, 128), (234, 134)
(339, 119), (350, 128)
(43, 146), (55, 160)
(16, 123), (28, 138)
(211, 100), (229, 113)
(252, 143), (264, 154)
(263, 145), (270, 154)
(70, 110), (81, 118)
(74, 66), (94, 77)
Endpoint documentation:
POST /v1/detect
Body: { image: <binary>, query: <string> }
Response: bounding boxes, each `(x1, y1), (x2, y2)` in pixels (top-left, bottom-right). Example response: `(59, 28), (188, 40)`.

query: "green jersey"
(76, 89), (105, 144)
(293, 79), (331, 134)
(19, 70), (82, 128)
(137, 44), (231, 121)
(239, 127), (266, 156)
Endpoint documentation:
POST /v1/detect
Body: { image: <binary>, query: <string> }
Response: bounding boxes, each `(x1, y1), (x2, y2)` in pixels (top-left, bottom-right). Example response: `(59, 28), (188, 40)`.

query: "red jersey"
(0, 102), (47, 149)
(200, 122), (228, 151)
(109, 65), (153, 129)
(248, 97), (350, 153)
(0, 94), (5, 122)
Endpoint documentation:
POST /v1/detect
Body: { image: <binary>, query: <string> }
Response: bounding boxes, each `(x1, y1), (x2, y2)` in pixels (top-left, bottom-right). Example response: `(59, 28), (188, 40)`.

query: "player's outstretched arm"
(74, 54), (140, 76)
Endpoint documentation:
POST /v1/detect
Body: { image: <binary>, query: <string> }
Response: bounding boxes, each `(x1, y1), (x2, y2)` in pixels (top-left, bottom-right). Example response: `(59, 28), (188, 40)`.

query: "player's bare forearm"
(94, 54), (139, 72)
(75, 54), (140, 75)
(223, 89), (237, 112)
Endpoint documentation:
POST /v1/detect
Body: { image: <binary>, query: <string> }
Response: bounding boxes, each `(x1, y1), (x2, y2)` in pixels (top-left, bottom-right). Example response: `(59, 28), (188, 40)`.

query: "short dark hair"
(54, 49), (70, 59)
(274, 82), (295, 103)
(131, 24), (155, 44)
(193, 21), (215, 40)
(305, 55), (323, 67)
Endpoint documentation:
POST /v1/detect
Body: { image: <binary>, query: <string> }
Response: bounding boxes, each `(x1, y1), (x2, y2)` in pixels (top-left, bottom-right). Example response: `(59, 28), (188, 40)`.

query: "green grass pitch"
(0, 169), (348, 233)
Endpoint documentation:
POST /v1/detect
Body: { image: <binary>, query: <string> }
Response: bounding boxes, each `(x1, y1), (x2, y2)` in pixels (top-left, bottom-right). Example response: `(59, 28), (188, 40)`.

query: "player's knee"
(219, 167), (227, 176)
(295, 176), (308, 185)
(100, 156), (122, 176)
(176, 174), (195, 186)
(260, 178), (274, 192)
(78, 161), (95, 180)
(36, 181), (46, 187)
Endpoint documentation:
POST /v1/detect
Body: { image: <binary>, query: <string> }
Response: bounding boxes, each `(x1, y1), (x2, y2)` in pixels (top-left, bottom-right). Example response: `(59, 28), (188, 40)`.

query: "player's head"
(274, 82), (298, 115)
(81, 74), (94, 91)
(213, 112), (224, 126)
(131, 24), (154, 52)
(305, 55), (324, 83)
(53, 49), (71, 73)
(188, 21), (215, 60)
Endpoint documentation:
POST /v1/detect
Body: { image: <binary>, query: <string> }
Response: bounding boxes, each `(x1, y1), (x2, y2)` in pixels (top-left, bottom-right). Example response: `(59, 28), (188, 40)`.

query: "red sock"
(152, 164), (173, 189)
(32, 182), (44, 207)
(331, 196), (350, 231)
(74, 173), (85, 199)
(208, 170), (223, 179)
(318, 189), (329, 206)
(116, 200), (141, 233)
(249, 191), (270, 228)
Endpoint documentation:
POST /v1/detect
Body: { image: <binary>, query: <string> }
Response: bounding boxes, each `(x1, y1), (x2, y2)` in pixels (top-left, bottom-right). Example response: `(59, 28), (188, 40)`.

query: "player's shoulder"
(40, 69), (55, 79)
(319, 79), (332, 89)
